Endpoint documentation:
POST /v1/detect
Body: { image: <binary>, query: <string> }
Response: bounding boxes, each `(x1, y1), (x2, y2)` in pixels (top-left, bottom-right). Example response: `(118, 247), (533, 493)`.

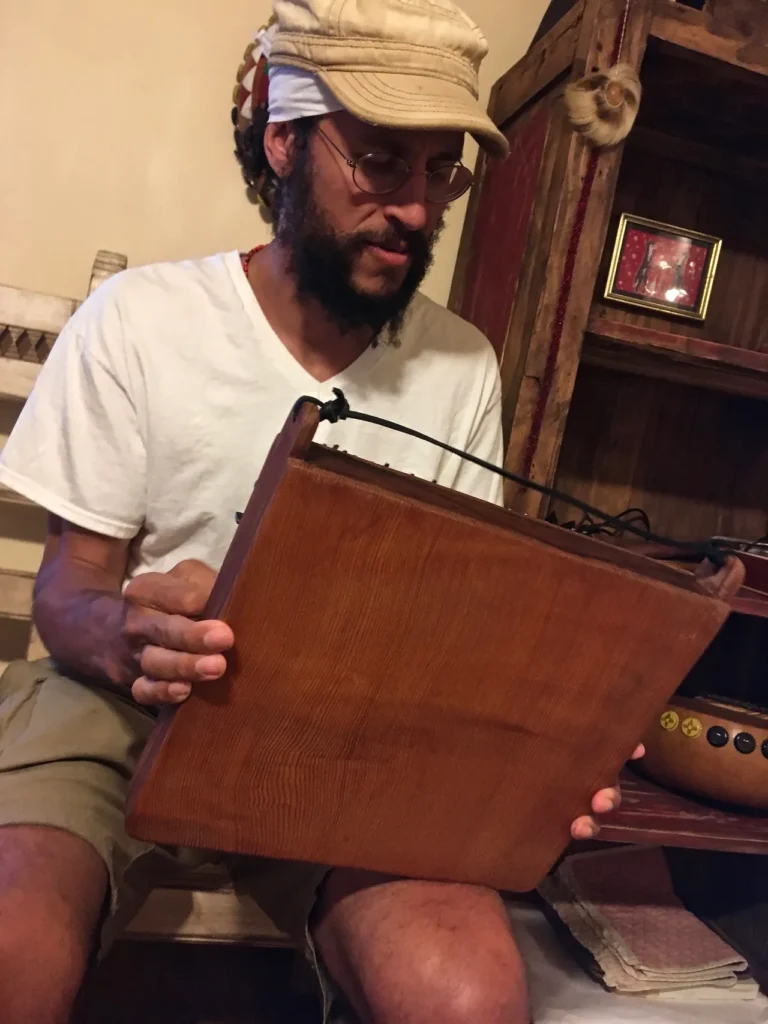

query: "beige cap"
(268, 0), (509, 159)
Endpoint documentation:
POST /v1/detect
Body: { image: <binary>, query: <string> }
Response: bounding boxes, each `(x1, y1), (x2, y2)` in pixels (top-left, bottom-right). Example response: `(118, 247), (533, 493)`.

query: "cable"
(290, 390), (736, 568)
(565, 506), (652, 539)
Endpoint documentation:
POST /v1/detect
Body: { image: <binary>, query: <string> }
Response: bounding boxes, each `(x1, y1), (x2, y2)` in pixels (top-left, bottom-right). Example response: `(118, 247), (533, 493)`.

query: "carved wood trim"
(0, 251), (128, 651)
(0, 356), (42, 400)
(0, 249), (127, 368)
(87, 249), (128, 297)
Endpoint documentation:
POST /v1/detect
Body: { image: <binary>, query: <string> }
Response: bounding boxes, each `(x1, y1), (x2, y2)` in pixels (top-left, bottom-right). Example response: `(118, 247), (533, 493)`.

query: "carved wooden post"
(87, 249), (128, 296)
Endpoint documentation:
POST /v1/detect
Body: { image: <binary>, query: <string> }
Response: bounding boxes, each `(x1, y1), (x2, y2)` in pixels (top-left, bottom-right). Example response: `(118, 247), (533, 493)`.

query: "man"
(0, 1), (636, 1021)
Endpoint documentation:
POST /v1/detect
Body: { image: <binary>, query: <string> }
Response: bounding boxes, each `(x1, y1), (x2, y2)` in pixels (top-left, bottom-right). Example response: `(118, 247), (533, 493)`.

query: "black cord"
(291, 390), (734, 568)
(573, 507), (652, 539)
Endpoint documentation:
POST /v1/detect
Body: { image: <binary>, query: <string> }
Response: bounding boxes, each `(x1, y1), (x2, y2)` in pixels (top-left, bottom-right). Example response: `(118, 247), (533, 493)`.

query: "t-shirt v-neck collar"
(226, 249), (385, 393)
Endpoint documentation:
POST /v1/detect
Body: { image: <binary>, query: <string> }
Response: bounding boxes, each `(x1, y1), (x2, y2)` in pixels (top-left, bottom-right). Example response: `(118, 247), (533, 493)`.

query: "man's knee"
(0, 825), (107, 1022)
(0, 898), (93, 1023)
(315, 873), (530, 1024)
(364, 949), (529, 1024)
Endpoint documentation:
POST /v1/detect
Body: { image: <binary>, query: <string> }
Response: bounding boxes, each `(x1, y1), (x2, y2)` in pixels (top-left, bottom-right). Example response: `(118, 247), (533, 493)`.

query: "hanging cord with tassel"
(563, 0), (642, 150)
(288, 390), (733, 569)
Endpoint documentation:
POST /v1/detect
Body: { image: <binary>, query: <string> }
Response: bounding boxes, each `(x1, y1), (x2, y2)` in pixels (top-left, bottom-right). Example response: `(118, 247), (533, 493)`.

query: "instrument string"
(290, 390), (738, 569)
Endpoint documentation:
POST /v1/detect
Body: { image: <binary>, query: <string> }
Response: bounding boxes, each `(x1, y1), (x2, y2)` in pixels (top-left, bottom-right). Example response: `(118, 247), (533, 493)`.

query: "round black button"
(762, 738), (768, 760)
(707, 726), (729, 748)
(734, 732), (756, 755)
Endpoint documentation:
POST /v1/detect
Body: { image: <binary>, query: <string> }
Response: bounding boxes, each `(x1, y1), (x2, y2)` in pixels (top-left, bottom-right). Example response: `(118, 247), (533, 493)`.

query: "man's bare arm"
(33, 516), (233, 703)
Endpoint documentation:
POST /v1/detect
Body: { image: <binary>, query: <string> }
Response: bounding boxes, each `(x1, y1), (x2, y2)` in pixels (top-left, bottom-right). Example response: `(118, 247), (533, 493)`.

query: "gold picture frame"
(605, 214), (722, 321)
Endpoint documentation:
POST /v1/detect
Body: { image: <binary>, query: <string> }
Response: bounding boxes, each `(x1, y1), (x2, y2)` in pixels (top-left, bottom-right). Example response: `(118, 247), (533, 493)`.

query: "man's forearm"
(33, 570), (137, 686)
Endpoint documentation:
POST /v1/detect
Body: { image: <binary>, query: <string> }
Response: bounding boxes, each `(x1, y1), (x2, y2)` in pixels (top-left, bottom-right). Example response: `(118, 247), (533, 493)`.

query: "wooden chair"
(0, 252), (288, 948)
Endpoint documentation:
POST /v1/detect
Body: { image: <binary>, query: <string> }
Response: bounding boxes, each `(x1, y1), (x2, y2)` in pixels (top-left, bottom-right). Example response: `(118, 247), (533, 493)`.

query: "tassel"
(564, 63), (642, 148)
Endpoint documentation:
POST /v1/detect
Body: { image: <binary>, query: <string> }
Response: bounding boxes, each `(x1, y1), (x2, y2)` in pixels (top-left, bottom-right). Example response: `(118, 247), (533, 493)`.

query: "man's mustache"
(348, 227), (432, 262)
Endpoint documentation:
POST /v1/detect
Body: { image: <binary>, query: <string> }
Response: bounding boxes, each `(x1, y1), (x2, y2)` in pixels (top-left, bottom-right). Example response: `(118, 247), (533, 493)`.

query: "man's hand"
(570, 743), (645, 840)
(123, 560), (233, 706)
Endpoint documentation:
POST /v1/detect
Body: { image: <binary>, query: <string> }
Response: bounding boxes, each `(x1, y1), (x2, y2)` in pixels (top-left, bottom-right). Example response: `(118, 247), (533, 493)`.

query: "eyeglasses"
(316, 127), (474, 205)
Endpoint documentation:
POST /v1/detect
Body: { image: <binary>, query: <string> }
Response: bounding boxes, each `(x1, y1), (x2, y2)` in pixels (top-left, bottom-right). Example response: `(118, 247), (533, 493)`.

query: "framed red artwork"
(605, 214), (722, 321)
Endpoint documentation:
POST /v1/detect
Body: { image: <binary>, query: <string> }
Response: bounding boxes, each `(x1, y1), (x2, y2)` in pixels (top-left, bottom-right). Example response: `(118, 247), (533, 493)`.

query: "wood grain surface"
(457, 106), (551, 361)
(493, 2), (581, 128)
(600, 768), (768, 854)
(553, 364), (768, 545)
(127, 412), (732, 893)
(502, 0), (655, 517)
(651, 0), (768, 78)
(584, 311), (768, 401)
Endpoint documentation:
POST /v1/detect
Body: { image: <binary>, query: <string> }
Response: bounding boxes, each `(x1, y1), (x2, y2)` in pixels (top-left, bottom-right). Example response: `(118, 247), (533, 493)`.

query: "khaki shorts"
(0, 659), (335, 1017)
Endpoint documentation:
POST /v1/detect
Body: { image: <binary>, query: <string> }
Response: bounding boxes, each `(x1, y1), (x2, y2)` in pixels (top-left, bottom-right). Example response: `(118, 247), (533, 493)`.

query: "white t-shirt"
(0, 250), (503, 582)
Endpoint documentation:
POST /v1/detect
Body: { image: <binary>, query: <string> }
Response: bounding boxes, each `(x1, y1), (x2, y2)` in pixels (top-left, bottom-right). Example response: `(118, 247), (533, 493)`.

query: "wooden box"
(126, 405), (732, 892)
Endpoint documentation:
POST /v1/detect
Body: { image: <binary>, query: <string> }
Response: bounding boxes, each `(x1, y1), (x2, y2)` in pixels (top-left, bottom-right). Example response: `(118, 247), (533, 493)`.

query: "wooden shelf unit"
(584, 309), (768, 401)
(602, 769), (768, 855)
(450, 0), (768, 852)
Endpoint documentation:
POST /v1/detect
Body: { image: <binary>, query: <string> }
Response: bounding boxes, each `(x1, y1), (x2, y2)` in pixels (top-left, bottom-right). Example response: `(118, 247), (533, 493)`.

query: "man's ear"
(264, 121), (299, 179)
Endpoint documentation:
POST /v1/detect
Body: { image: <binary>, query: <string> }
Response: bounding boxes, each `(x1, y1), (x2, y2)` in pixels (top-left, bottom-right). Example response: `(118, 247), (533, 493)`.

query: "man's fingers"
(124, 568), (214, 618)
(571, 815), (599, 841)
(591, 787), (620, 815)
(125, 611), (233, 655)
(132, 676), (192, 706)
(139, 645), (227, 683)
(631, 743), (645, 761)
(122, 561), (225, 707)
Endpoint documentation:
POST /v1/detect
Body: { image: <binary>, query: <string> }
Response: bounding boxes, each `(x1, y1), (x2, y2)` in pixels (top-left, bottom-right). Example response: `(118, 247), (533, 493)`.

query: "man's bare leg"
(313, 869), (529, 1024)
(0, 826), (107, 1024)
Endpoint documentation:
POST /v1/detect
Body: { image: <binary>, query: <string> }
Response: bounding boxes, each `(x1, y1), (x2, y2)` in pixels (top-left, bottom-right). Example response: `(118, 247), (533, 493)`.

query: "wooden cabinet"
(452, 0), (768, 528)
(451, 0), (768, 850)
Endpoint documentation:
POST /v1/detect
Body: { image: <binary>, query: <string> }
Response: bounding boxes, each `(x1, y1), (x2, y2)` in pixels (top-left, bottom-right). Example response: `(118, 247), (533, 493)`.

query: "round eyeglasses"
(317, 127), (474, 205)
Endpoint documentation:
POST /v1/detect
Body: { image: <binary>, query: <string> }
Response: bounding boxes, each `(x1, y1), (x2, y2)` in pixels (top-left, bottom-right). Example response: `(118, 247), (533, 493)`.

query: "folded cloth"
(666, 847), (768, 993)
(507, 901), (768, 1024)
(537, 846), (755, 999)
(647, 977), (761, 1002)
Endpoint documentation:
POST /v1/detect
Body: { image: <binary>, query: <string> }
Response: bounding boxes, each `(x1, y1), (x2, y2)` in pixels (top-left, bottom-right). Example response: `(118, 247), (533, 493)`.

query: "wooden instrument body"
(642, 696), (768, 811)
(126, 406), (734, 892)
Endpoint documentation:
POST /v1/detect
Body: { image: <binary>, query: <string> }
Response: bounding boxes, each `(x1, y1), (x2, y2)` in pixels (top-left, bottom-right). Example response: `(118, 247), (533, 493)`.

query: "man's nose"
(383, 175), (430, 233)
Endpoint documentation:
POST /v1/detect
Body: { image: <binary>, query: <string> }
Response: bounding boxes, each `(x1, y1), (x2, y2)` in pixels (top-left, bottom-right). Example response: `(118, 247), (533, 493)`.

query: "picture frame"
(604, 214), (722, 321)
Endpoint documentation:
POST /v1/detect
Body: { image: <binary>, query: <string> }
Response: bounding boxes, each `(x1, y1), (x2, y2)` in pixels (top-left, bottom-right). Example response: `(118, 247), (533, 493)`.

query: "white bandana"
(267, 64), (345, 122)
(258, 22), (344, 124)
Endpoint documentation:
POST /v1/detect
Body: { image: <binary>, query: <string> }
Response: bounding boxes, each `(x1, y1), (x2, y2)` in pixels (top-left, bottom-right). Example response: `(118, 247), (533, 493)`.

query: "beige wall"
(0, 0), (548, 307)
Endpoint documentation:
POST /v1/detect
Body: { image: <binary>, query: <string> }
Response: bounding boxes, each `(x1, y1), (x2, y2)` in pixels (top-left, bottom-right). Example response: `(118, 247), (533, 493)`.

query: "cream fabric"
(268, 0), (509, 157)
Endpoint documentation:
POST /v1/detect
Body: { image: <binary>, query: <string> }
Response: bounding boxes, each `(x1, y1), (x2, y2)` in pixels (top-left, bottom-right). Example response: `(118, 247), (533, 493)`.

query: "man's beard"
(273, 142), (442, 344)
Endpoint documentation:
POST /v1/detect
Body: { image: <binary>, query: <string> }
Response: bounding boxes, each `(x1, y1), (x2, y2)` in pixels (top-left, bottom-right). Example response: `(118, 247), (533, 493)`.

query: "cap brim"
(319, 69), (509, 160)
